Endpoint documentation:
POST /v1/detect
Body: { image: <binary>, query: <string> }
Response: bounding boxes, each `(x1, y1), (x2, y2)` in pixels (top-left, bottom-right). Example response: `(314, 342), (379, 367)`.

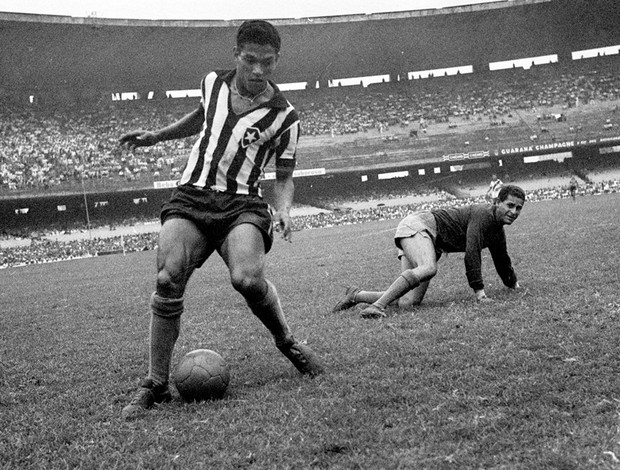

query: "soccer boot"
(332, 286), (361, 312)
(360, 304), (387, 319)
(277, 339), (324, 377)
(121, 378), (172, 420)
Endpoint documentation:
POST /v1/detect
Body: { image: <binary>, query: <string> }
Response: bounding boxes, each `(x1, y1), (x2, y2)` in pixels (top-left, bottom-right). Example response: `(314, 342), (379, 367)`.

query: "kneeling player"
(333, 185), (526, 318)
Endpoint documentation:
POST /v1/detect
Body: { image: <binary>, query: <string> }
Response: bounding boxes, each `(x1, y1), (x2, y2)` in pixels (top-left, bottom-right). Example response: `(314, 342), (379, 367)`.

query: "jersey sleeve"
(274, 109), (300, 172)
(463, 216), (486, 291)
(489, 231), (518, 288)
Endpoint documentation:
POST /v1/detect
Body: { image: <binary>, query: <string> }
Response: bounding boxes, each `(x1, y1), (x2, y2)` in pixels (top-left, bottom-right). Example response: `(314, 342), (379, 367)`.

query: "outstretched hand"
(118, 130), (159, 152)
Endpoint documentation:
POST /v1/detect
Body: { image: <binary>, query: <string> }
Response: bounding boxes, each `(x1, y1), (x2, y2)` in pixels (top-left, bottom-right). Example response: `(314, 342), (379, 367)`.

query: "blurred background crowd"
(1, 56), (618, 194)
(2, 175), (618, 269)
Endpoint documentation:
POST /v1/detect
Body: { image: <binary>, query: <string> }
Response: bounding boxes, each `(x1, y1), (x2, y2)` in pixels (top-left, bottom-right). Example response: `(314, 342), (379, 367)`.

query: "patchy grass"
(1, 194), (619, 469)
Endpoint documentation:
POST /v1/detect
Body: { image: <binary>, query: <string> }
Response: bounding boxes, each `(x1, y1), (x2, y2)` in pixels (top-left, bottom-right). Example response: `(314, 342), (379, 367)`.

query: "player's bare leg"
(397, 281), (431, 308)
(220, 224), (323, 376)
(396, 255), (431, 308)
(360, 233), (437, 319)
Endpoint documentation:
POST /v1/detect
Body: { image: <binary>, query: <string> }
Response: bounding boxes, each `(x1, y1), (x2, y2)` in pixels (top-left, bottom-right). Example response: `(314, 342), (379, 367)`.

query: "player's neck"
(232, 78), (270, 103)
(230, 78), (272, 114)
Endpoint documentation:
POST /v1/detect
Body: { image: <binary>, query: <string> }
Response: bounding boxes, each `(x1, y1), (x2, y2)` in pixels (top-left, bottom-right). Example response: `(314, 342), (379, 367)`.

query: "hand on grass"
(475, 289), (492, 302)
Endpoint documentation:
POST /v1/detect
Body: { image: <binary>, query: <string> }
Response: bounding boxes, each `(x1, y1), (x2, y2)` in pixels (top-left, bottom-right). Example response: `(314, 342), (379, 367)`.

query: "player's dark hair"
(236, 20), (281, 53)
(497, 184), (526, 202)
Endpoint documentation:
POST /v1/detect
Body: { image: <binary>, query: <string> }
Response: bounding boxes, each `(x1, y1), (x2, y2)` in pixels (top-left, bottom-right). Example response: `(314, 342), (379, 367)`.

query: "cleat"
(277, 339), (324, 377)
(332, 286), (361, 312)
(121, 378), (171, 420)
(360, 304), (387, 319)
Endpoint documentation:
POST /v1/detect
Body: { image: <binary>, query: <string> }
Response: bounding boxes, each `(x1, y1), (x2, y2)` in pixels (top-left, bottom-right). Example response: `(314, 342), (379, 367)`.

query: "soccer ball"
(173, 349), (230, 402)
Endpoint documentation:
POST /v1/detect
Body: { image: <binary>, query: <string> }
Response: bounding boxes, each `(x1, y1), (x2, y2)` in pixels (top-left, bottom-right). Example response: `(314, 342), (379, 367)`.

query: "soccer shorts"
(160, 184), (275, 254)
(394, 211), (440, 259)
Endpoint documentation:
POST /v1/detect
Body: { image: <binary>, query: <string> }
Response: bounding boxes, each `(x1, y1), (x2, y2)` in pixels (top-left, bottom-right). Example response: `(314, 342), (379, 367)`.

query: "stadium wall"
(1, 0), (618, 98)
(2, 142), (619, 233)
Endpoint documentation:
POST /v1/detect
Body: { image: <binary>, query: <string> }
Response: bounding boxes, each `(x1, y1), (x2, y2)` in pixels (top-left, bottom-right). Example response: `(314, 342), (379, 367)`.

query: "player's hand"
(509, 281), (529, 297)
(118, 130), (159, 151)
(273, 211), (293, 242)
(475, 289), (492, 302)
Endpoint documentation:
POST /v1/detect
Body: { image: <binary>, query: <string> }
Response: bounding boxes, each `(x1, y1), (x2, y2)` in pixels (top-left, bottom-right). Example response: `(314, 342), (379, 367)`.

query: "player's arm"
(489, 232), (519, 289)
(273, 166), (295, 242)
(119, 105), (205, 151)
(272, 120), (299, 242)
(464, 218), (487, 300)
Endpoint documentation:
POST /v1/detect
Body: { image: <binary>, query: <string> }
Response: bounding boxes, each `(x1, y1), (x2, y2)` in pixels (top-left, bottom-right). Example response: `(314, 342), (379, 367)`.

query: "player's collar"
(218, 69), (288, 110)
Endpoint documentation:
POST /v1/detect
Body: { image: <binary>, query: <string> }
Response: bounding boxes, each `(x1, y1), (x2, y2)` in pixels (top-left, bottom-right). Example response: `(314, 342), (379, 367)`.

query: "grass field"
(1, 193), (619, 469)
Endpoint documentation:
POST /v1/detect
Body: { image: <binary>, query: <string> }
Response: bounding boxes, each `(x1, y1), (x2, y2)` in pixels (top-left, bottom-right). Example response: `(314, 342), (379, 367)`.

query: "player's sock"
(247, 279), (292, 346)
(148, 292), (183, 387)
(354, 291), (384, 304)
(374, 271), (420, 310)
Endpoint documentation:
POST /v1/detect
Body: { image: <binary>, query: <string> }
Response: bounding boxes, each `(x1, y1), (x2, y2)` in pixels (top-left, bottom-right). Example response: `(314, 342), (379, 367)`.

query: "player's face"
(233, 43), (279, 95)
(495, 195), (524, 225)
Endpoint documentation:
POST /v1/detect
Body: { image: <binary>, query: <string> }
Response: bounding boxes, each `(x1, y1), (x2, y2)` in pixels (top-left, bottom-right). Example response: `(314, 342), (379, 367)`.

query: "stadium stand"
(1, 0), (619, 237)
(2, 176), (618, 269)
(1, 55), (618, 194)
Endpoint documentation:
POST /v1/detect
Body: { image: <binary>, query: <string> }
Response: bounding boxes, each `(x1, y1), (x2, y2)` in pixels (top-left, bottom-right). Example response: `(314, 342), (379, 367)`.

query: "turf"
(1, 193), (619, 469)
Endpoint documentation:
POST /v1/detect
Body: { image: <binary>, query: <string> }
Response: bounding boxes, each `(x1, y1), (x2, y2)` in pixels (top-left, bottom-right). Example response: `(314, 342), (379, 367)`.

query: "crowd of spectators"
(292, 177), (620, 230)
(0, 99), (194, 193)
(291, 57), (619, 136)
(0, 232), (157, 268)
(1, 55), (618, 194)
(2, 177), (618, 269)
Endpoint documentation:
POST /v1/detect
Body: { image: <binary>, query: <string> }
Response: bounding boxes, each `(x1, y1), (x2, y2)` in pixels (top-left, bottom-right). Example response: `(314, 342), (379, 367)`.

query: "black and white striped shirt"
(180, 69), (299, 197)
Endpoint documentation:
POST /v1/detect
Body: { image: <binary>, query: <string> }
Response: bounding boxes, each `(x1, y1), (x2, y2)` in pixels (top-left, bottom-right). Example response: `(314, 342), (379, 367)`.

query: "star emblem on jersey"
(242, 127), (261, 148)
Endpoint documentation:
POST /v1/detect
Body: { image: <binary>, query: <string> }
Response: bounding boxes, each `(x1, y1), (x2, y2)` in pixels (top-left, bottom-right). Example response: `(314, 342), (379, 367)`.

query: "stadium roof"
(0, 0), (550, 25)
(0, 0), (618, 97)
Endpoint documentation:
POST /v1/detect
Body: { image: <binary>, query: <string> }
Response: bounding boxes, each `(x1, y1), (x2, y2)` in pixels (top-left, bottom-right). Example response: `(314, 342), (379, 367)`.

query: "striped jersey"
(179, 69), (300, 197)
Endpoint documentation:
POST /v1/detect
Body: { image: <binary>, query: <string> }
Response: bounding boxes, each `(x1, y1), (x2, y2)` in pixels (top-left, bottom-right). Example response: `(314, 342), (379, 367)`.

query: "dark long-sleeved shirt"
(431, 204), (517, 291)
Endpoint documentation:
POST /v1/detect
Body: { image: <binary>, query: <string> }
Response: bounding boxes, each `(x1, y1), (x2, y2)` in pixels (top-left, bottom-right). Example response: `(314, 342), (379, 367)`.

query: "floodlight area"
(165, 89), (202, 99)
(278, 82), (308, 91)
(106, 43), (617, 101)
(572, 44), (620, 60)
(378, 170), (409, 180)
(409, 65), (473, 79)
(329, 75), (391, 88)
(489, 54), (558, 71)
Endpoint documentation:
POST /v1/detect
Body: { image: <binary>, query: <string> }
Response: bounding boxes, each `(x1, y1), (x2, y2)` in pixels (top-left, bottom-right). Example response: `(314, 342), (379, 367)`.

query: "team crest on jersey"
(242, 127), (261, 148)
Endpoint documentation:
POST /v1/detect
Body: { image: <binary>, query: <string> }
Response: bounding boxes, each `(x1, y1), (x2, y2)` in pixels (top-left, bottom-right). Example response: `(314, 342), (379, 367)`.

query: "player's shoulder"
(470, 203), (495, 220)
(271, 84), (298, 115)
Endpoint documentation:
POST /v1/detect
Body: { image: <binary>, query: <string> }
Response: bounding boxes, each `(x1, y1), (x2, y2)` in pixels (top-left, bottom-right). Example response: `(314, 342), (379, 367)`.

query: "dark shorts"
(160, 185), (274, 253)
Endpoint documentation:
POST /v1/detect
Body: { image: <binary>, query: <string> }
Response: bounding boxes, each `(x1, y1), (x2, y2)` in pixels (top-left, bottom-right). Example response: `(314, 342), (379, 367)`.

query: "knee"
(156, 267), (185, 298)
(229, 266), (264, 298)
(413, 264), (437, 282)
(398, 296), (423, 309)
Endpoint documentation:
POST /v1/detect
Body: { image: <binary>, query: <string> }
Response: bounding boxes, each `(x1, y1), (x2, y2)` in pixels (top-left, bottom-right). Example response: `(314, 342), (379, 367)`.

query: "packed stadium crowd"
(2, 176), (618, 269)
(0, 232), (157, 268)
(295, 58), (620, 137)
(1, 56), (618, 193)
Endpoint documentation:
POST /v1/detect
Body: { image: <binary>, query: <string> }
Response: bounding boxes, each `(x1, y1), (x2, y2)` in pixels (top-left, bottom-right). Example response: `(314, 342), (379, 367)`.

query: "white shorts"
(394, 211), (438, 258)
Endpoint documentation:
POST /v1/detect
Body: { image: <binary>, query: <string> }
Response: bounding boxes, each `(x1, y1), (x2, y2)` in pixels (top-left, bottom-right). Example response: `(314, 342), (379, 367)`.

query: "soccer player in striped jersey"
(119, 20), (323, 419)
